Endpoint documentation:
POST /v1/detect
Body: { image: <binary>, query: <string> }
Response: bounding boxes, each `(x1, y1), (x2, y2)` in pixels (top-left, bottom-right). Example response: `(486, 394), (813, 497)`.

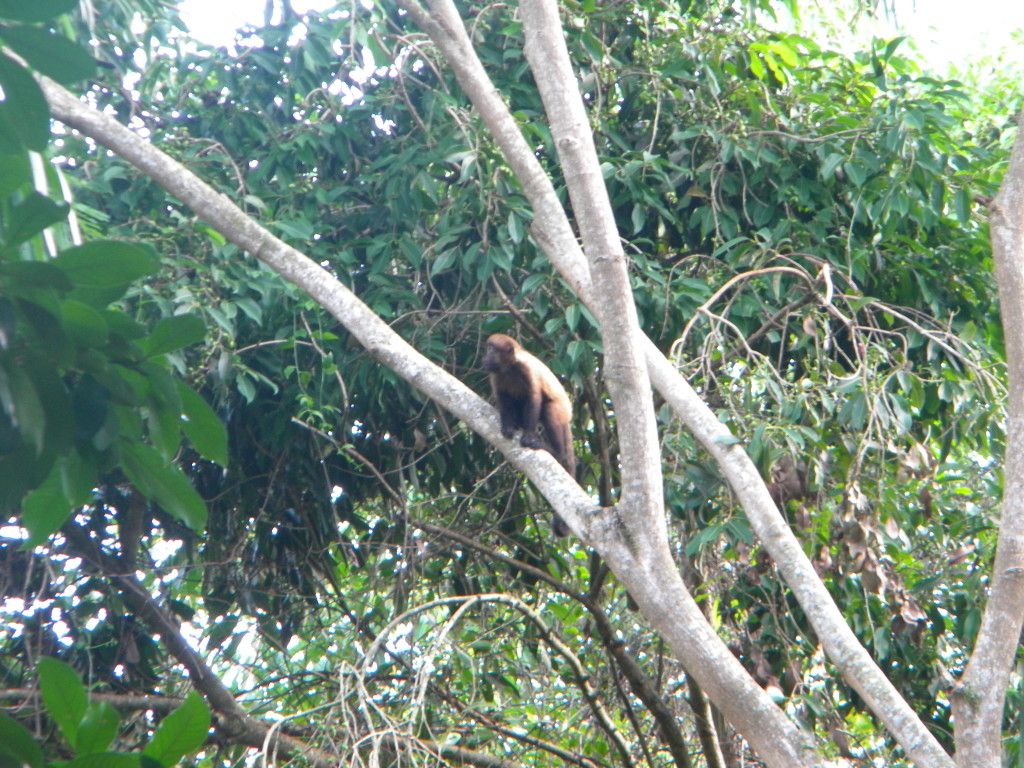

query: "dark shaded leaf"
(0, 151), (29, 195)
(0, 53), (49, 151)
(0, 25), (96, 84)
(0, 0), (76, 22)
(138, 314), (206, 358)
(52, 241), (158, 288)
(120, 441), (207, 529)
(0, 712), (44, 768)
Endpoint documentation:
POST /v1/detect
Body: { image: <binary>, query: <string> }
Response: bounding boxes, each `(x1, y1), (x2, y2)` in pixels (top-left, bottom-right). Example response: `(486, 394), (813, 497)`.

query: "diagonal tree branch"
(58, 521), (338, 768)
(38, 75), (592, 532)
(38, 6), (955, 756)
(384, 3), (957, 765)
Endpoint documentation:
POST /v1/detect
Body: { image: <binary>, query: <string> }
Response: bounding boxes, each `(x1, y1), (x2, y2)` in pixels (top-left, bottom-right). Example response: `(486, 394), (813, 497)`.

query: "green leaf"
(565, 304), (581, 333)
(0, 152), (29, 195)
(430, 249), (457, 276)
(21, 465), (71, 546)
(76, 701), (120, 754)
(62, 300), (111, 348)
(138, 314), (205, 358)
(749, 52), (765, 80)
(0, 26), (96, 84)
(140, 364), (183, 461)
(0, 357), (45, 452)
(843, 162), (866, 187)
(71, 373), (113, 445)
(724, 516), (754, 545)
(903, 108), (925, 131)
(0, 712), (44, 768)
(276, 217), (314, 241)
(630, 203), (645, 234)
(882, 35), (907, 61)
(0, 260), (74, 292)
(954, 187), (970, 224)
(120, 441), (208, 529)
(177, 383), (228, 466)
(21, 350), (73, 456)
(0, 0), (77, 22)
(820, 152), (844, 181)
(769, 39), (798, 67)
(59, 449), (96, 506)
(143, 691), (210, 766)
(38, 657), (87, 747)
(101, 308), (147, 341)
(507, 211), (523, 243)
(0, 53), (49, 152)
(52, 241), (158, 288)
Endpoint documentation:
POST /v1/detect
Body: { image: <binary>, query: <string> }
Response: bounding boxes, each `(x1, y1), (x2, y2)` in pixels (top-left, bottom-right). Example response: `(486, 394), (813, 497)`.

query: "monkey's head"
(483, 333), (518, 373)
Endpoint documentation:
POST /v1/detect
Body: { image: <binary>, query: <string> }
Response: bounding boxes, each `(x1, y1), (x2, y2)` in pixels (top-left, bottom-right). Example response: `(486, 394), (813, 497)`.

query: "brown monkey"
(483, 333), (575, 536)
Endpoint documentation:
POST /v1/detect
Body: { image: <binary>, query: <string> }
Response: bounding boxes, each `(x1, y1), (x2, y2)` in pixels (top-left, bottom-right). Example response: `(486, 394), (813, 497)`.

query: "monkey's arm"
(495, 390), (519, 439)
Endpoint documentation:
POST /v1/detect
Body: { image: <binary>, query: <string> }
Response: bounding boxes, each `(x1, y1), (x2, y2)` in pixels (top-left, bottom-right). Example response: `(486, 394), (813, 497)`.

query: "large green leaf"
(59, 448), (97, 507)
(0, 53), (49, 152)
(0, 0), (76, 22)
(138, 314), (206, 358)
(21, 463), (70, 546)
(75, 701), (121, 755)
(137, 362), (183, 460)
(120, 441), (208, 529)
(0, 260), (74, 293)
(143, 691), (210, 766)
(62, 300), (111, 348)
(177, 383), (228, 466)
(0, 104), (22, 153)
(52, 242), (159, 288)
(0, 25), (96, 84)
(0, 356), (44, 452)
(0, 712), (44, 768)
(38, 657), (88, 747)
(0, 152), (29, 196)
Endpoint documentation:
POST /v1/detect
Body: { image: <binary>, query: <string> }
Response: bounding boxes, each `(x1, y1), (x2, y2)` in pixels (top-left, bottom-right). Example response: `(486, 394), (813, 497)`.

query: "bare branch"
(59, 522), (339, 768)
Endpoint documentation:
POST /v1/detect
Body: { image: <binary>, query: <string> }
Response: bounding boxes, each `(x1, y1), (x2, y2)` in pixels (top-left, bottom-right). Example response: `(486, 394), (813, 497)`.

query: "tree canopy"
(1, 1), (1023, 767)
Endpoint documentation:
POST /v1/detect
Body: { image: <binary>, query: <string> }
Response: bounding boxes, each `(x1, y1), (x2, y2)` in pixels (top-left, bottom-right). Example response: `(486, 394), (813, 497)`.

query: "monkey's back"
(518, 350), (571, 415)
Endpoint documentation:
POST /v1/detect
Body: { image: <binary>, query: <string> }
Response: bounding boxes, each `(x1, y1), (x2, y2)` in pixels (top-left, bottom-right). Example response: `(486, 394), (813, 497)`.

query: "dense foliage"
(1, 0), (1020, 765)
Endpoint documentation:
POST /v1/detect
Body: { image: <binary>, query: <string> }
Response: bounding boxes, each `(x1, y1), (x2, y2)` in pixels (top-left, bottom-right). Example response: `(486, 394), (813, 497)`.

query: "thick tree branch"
(951, 111), (1024, 768)
(520, 0), (664, 527)
(39, 5), (954, 757)
(517, 2), (824, 765)
(384, 3), (956, 765)
(39, 76), (592, 537)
